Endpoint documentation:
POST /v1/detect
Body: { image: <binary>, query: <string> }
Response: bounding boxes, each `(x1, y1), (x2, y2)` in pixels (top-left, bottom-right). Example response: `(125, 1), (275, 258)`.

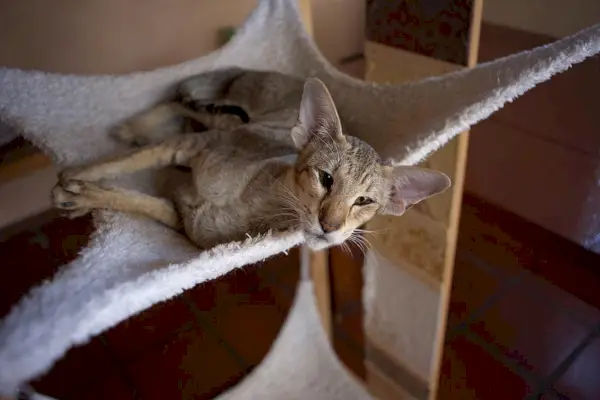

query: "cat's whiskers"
(256, 186), (309, 231)
(339, 241), (352, 256)
(268, 175), (313, 227)
(347, 231), (373, 257)
(354, 227), (388, 236)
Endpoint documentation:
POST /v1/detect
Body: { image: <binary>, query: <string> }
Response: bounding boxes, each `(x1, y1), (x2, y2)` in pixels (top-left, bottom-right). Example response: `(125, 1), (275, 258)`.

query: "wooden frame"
(361, 1), (483, 399)
(429, 3), (483, 398)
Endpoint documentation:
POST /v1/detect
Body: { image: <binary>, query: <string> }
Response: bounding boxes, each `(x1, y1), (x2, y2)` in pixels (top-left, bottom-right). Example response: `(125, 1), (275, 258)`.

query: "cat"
(112, 67), (307, 146)
(51, 70), (451, 250)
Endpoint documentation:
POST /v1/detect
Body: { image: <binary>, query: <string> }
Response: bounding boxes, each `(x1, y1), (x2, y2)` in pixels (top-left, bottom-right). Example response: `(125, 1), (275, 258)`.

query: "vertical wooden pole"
(428, 2), (483, 399)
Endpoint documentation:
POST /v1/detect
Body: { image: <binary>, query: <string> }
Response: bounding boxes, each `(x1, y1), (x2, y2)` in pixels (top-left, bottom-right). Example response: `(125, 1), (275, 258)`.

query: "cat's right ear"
(292, 78), (344, 149)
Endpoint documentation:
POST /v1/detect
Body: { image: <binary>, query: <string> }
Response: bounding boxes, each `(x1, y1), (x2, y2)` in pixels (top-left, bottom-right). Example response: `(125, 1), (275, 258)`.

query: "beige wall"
(311, 0), (365, 64)
(472, 1), (600, 252)
(0, 0), (365, 74)
(0, 0), (259, 74)
(465, 21), (600, 252)
(483, 0), (600, 37)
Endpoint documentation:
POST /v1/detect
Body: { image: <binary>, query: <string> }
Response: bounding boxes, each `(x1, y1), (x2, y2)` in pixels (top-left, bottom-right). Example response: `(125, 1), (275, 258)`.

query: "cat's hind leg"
(52, 180), (181, 229)
(113, 102), (219, 146)
(113, 102), (243, 146)
(60, 133), (209, 182)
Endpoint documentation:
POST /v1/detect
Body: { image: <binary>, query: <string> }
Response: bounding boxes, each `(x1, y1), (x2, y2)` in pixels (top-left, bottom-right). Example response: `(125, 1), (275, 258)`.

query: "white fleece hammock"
(0, 0), (599, 397)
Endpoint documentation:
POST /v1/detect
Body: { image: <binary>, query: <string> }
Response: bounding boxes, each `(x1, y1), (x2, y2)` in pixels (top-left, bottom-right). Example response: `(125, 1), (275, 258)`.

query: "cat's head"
(290, 78), (451, 250)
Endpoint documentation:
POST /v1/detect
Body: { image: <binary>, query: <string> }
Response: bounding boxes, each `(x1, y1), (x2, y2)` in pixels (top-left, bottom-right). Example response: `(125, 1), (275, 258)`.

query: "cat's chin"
(305, 235), (331, 250)
(304, 232), (348, 250)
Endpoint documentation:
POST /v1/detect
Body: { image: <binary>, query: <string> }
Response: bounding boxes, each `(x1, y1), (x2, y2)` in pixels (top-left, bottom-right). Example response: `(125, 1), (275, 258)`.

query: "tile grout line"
(52, 334), (145, 400)
(463, 330), (544, 386)
(446, 267), (526, 340)
(524, 323), (600, 400)
(182, 295), (250, 372)
(518, 282), (599, 329)
(98, 334), (147, 400)
(460, 236), (600, 328)
(107, 320), (197, 363)
(455, 248), (512, 279)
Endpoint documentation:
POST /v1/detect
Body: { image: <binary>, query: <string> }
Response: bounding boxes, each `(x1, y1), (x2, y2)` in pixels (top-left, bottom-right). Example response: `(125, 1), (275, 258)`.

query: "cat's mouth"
(305, 233), (330, 250)
(304, 230), (348, 250)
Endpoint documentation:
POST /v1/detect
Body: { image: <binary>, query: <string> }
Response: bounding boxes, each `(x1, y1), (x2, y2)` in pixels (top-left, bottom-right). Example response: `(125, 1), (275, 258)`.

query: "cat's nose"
(320, 219), (340, 233)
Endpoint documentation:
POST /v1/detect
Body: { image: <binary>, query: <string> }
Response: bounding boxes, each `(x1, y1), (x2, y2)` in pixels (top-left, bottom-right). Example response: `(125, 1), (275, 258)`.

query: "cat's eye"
(354, 196), (374, 206)
(318, 169), (333, 190)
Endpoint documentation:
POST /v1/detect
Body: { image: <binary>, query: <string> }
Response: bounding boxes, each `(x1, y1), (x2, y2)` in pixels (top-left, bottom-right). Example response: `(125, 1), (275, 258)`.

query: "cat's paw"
(51, 180), (96, 218)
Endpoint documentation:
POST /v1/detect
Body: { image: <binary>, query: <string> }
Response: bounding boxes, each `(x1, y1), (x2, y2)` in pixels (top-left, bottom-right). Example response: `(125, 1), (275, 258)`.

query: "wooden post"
(362, 1), (483, 399)
(429, 2), (483, 398)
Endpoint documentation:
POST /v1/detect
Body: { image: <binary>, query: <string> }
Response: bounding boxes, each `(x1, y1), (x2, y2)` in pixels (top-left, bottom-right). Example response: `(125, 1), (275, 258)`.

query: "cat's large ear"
(291, 78), (343, 149)
(381, 164), (451, 216)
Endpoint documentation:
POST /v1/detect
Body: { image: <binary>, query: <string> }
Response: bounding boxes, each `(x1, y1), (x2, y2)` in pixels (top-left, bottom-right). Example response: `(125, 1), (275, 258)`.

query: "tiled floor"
(1, 192), (599, 399)
(440, 195), (600, 400)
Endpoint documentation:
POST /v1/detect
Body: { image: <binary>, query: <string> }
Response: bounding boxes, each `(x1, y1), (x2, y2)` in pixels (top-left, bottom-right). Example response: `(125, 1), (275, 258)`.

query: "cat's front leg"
(52, 180), (181, 228)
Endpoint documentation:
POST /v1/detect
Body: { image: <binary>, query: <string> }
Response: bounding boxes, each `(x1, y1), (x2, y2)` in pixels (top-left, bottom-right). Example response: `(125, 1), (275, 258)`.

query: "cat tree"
(0, 0), (599, 398)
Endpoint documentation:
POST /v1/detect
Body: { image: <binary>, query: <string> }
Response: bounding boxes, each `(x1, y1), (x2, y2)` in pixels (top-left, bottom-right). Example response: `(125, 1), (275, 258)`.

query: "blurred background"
(0, 0), (599, 399)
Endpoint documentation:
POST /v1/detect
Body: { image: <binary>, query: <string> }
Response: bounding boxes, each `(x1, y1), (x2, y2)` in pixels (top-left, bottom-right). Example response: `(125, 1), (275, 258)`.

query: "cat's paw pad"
(51, 180), (94, 218)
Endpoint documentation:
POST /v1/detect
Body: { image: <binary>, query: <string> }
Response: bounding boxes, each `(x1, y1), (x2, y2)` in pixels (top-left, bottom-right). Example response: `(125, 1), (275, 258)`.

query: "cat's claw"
(51, 180), (92, 218)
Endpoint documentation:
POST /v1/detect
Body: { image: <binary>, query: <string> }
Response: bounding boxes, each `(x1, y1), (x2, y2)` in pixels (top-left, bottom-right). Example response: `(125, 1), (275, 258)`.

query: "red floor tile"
(334, 333), (366, 380)
(216, 266), (264, 299)
(204, 287), (287, 368)
(461, 194), (600, 312)
(256, 249), (300, 288)
(31, 336), (114, 399)
(74, 371), (137, 400)
(446, 250), (505, 330)
(457, 205), (535, 277)
(553, 333), (600, 400)
(190, 266), (265, 310)
(104, 294), (195, 361)
(335, 310), (363, 347)
(438, 335), (532, 400)
(532, 253), (600, 318)
(127, 327), (245, 400)
(525, 273), (600, 328)
(0, 213), (93, 318)
(270, 283), (295, 314)
(470, 272), (590, 377)
(185, 280), (220, 312)
(539, 390), (563, 399)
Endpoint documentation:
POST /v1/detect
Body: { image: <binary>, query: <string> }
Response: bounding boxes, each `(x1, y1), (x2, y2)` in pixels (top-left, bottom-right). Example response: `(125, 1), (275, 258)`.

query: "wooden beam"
(310, 249), (332, 339)
(428, 2), (483, 399)
(0, 152), (52, 185)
